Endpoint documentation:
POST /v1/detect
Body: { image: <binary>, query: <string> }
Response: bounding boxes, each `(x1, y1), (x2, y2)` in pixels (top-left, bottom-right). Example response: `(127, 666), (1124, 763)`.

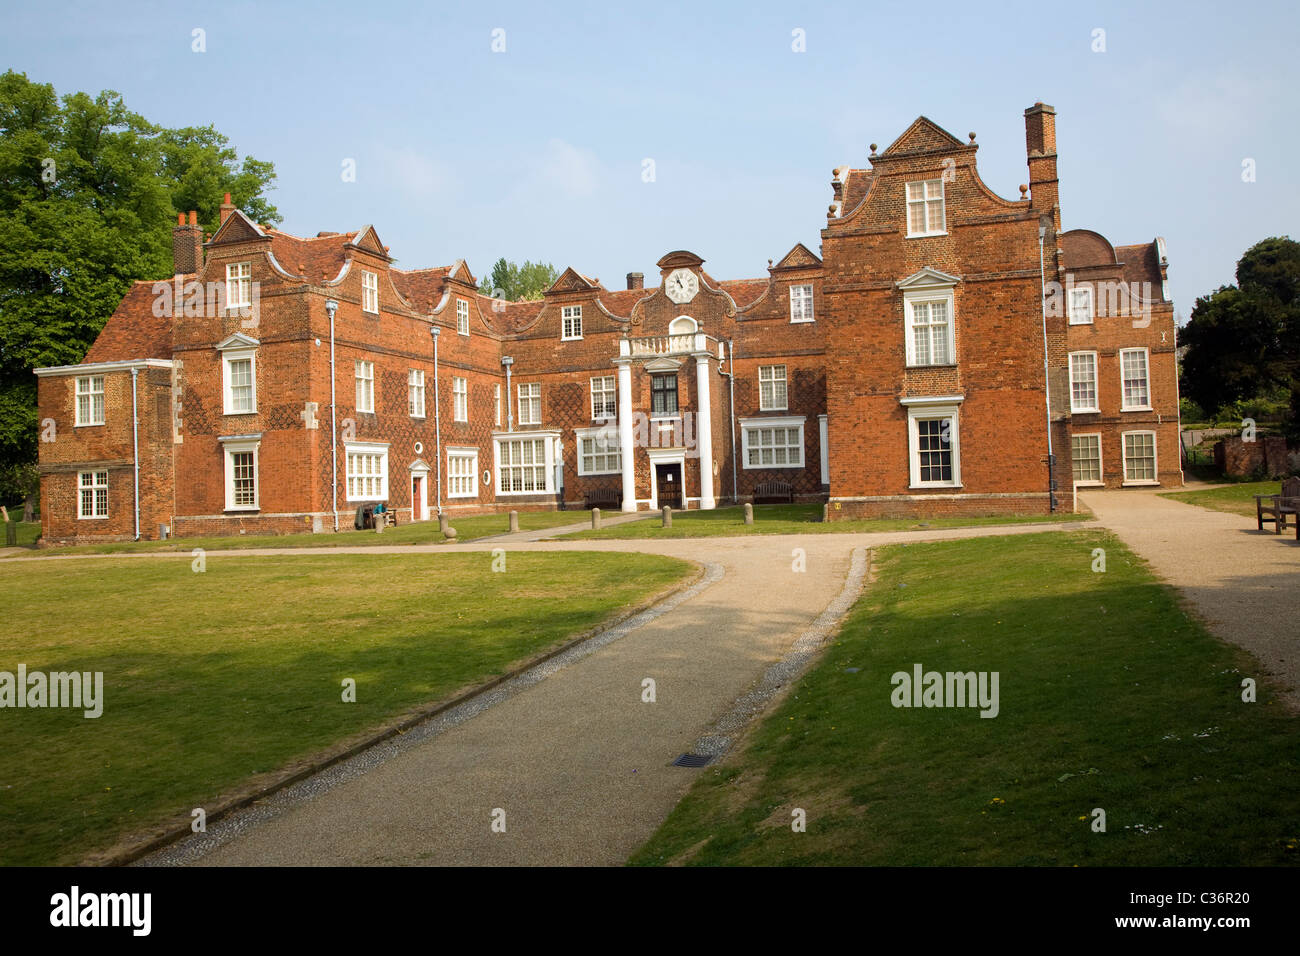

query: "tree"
(478, 257), (558, 301)
(1180, 237), (1300, 437)
(0, 71), (280, 504)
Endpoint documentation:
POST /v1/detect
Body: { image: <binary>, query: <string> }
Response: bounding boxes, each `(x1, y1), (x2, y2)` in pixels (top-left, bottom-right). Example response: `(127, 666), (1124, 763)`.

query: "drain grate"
(671, 752), (714, 768)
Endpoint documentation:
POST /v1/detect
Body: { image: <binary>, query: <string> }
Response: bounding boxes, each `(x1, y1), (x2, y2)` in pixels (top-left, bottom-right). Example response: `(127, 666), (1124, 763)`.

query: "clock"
(665, 268), (699, 304)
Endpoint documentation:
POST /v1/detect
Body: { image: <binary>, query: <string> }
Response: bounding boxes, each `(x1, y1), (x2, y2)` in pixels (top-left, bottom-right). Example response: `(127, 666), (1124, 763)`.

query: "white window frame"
(1071, 432), (1103, 487)
(345, 441), (389, 501)
(904, 401), (962, 489)
(517, 382), (541, 425)
(904, 288), (956, 367)
(457, 298), (470, 336)
(222, 350), (257, 415)
(905, 179), (946, 237)
(447, 447), (479, 499)
(74, 375), (105, 427)
(1122, 430), (1158, 486)
(77, 470), (108, 519)
(758, 365), (788, 411)
(789, 284), (815, 323)
(1068, 285), (1094, 325)
(362, 269), (379, 314)
(590, 375), (617, 420)
(225, 262), (252, 309)
(575, 425), (622, 476)
(493, 432), (558, 495)
(739, 415), (805, 470)
(356, 360), (374, 413)
(562, 305), (583, 340)
(453, 376), (468, 422)
(1119, 348), (1152, 410)
(495, 383), (502, 426)
(221, 437), (261, 511)
(1068, 351), (1099, 414)
(408, 369), (425, 418)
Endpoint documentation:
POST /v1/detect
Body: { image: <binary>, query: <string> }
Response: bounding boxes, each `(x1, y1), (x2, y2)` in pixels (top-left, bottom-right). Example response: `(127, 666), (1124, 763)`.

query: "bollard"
(509, 510), (519, 533)
(662, 506), (672, 528)
(823, 503), (829, 523)
(444, 525), (458, 542)
(744, 503), (754, 525)
(592, 508), (602, 530)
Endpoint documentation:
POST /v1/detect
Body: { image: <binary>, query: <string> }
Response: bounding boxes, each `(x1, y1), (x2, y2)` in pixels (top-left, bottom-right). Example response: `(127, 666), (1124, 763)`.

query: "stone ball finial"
(869, 143), (878, 153)
(968, 132), (976, 143)
(1019, 184), (1029, 198)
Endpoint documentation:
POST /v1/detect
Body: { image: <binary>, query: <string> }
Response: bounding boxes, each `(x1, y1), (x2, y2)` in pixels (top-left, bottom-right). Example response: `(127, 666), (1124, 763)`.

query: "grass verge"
(1159, 481), (1280, 518)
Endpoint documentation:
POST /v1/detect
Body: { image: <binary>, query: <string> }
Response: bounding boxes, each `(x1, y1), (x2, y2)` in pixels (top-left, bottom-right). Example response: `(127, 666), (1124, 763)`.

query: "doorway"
(655, 463), (682, 509)
(411, 474), (426, 521)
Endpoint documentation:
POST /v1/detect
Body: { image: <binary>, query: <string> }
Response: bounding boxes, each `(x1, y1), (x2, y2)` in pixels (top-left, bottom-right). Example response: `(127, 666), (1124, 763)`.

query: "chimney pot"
(219, 193), (235, 224)
(626, 272), (644, 290)
(188, 210), (197, 226)
(177, 213), (185, 226)
(172, 211), (204, 276)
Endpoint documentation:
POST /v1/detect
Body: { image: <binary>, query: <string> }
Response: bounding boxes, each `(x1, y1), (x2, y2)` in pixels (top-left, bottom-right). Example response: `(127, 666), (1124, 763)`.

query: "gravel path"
(1081, 488), (1300, 706)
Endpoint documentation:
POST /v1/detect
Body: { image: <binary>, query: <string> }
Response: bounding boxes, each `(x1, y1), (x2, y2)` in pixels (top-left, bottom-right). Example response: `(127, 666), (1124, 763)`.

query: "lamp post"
(1038, 221), (1057, 513)
(326, 298), (339, 531)
(431, 326), (442, 518)
(501, 356), (514, 432)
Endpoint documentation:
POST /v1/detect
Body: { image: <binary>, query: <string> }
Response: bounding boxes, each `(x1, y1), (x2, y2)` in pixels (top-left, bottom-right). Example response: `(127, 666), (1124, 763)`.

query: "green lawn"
(17, 510), (592, 557)
(1159, 481), (1280, 518)
(0, 550), (691, 865)
(630, 531), (1300, 866)
(558, 503), (1088, 539)
(1, 521), (41, 548)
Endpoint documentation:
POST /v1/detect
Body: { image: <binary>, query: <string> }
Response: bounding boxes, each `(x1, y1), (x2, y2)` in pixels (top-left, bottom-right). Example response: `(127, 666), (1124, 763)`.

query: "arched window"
(668, 316), (697, 335)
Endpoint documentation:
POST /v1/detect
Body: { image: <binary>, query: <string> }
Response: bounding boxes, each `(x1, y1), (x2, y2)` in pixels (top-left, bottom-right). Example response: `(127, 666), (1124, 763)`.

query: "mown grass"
(1, 521), (41, 548)
(558, 503), (1088, 539)
(1159, 481), (1281, 518)
(630, 530), (1300, 866)
(0, 549), (691, 865)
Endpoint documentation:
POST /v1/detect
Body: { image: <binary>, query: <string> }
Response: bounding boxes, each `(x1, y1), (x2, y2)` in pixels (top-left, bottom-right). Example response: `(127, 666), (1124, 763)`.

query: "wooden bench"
(1255, 476), (1300, 534)
(753, 480), (794, 505)
(585, 487), (621, 510)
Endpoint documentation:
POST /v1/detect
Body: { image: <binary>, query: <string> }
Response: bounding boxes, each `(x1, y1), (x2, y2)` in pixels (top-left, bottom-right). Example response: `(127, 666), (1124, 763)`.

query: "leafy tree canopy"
(477, 258), (558, 302)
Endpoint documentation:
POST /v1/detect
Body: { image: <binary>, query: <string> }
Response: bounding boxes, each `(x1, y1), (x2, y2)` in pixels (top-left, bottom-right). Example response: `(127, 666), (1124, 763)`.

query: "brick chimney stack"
(172, 210), (203, 276)
(1024, 103), (1060, 233)
(627, 272), (644, 290)
(219, 192), (235, 225)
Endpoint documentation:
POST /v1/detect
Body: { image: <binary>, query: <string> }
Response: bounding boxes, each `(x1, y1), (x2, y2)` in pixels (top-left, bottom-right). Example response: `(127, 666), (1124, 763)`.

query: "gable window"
(495, 435), (554, 494)
(518, 382), (541, 425)
(1072, 434), (1103, 485)
(1120, 349), (1151, 409)
(1069, 352), (1099, 413)
(905, 179), (945, 237)
(790, 284), (814, 323)
(453, 376), (468, 422)
(591, 376), (617, 420)
(75, 376), (105, 426)
(576, 426), (621, 475)
(759, 365), (788, 411)
(905, 401), (961, 488)
(1068, 285), (1094, 325)
(651, 374), (678, 418)
(221, 437), (261, 511)
(355, 360), (374, 413)
(77, 470), (108, 519)
(740, 416), (805, 469)
(408, 369), (425, 418)
(362, 270), (379, 313)
(562, 305), (583, 340)
(223, 353), (257, 415)
(447, 448), (479, 498)
(457, 298), (470, 336)
(905, 294), (954, 366)
(226, 262), (252, 309)
(1122, 431), (1157, 485)
(345, 442), (388, 500)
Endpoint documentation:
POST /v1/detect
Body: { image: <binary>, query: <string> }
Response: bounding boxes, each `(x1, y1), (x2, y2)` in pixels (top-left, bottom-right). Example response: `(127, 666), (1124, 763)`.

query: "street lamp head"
(325, 299), (338, 317)
(501, 356), (514, 367)
(430, 326), (440, 338)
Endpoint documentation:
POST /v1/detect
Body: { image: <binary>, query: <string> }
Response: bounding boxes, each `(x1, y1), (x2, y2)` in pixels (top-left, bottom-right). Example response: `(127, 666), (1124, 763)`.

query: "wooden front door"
(411, 475), (424, 521)
(656, 463), (682, 509)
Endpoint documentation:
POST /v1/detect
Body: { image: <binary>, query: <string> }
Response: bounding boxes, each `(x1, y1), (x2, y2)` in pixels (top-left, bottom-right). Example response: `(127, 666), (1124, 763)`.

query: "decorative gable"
(208, 210), (267, 246)
(216, 332), (260, 351)
(547, 267), (598, 294)
(773, 242), (822, 270)
(897, 267), (961, 289)
(348, 224), (388, 259)
(881, 117), (966, 158)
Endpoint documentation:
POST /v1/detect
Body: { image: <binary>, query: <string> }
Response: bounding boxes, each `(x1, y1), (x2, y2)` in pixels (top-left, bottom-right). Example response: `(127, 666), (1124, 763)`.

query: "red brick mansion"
(35, 103), (1182, 543)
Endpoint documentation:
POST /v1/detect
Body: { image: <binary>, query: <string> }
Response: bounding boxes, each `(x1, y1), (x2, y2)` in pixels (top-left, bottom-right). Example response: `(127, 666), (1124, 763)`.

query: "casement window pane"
(454, 377), (468, 422)
(790, 284), (814, 322)
(745, 424), (802, 468)
(1069, 288), (1093, 324)
(580, 433), (621, 474)
(651, 374), (678, 416)
(1124, 433), (1156, 481)
(232, 452), (256, 506)
(229, 358), (254, 412)
(563, 305), (583, 339)
(518, 383), (540, 425)
(362, 271), (379, 313)
(346, 450), (387, 500)
(78, 470), (108, 518)
(448, 453), (477, 497)
(1121, 350), (1149, 407)
(76, 376), (105, 425)
(495, 384), (502, 425)
(591, 376), (616, 419)
(226, 262), (252, 308)
(909, 299), (951, 366)
(1072, 435), (1102, 483)
(759, 365), (788, 410)
(917, 418), (953, 483)
(409, 369), (425, 417)
(457, 299), (469, 335)
(499, 437), (547, 492)
(356, 361), (374, 412)
(906, 179), (944, 235)
(1070, 353), (1097, 411)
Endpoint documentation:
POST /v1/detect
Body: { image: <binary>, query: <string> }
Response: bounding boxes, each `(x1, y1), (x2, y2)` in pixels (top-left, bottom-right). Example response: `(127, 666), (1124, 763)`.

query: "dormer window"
(226, 262), (252, 309)
(790, 284), (814, 323)
(905, 179), (946, 237)
(562, 305), (583, 340)
(362, 270), (379, 313)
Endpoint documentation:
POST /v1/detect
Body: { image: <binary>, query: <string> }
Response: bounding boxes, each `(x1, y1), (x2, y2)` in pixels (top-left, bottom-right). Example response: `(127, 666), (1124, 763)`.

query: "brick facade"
(36, 105), (1181, 543)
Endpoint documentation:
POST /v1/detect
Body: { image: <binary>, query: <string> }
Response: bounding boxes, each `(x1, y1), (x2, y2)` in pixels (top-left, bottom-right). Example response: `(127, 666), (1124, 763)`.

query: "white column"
(818, 413), (829, 486)
(694, 352), (715, 510)
(616, 358), (636, 512)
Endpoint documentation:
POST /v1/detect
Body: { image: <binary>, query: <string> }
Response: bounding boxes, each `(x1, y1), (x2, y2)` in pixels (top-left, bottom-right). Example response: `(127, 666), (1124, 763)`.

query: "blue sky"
(3, 0), (1296, 318)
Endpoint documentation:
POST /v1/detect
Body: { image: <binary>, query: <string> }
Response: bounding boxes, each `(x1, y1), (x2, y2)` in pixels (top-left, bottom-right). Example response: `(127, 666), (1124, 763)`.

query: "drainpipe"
(131, 366), (140, 540)
(431, 326), (442, 518)
(1038, 223), (1057, 513)
(718, 340), (738, 504)
(326, 299), (339, 531)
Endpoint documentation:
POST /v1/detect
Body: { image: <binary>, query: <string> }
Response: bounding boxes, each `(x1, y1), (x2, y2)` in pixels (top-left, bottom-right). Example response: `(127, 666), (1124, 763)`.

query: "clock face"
(665, 268), (699, 304)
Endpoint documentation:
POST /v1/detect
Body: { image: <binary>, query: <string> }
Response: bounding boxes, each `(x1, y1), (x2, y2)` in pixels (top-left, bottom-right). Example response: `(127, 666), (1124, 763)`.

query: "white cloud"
(374, 145), (455, 198)
(537, 138), (601, 198)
